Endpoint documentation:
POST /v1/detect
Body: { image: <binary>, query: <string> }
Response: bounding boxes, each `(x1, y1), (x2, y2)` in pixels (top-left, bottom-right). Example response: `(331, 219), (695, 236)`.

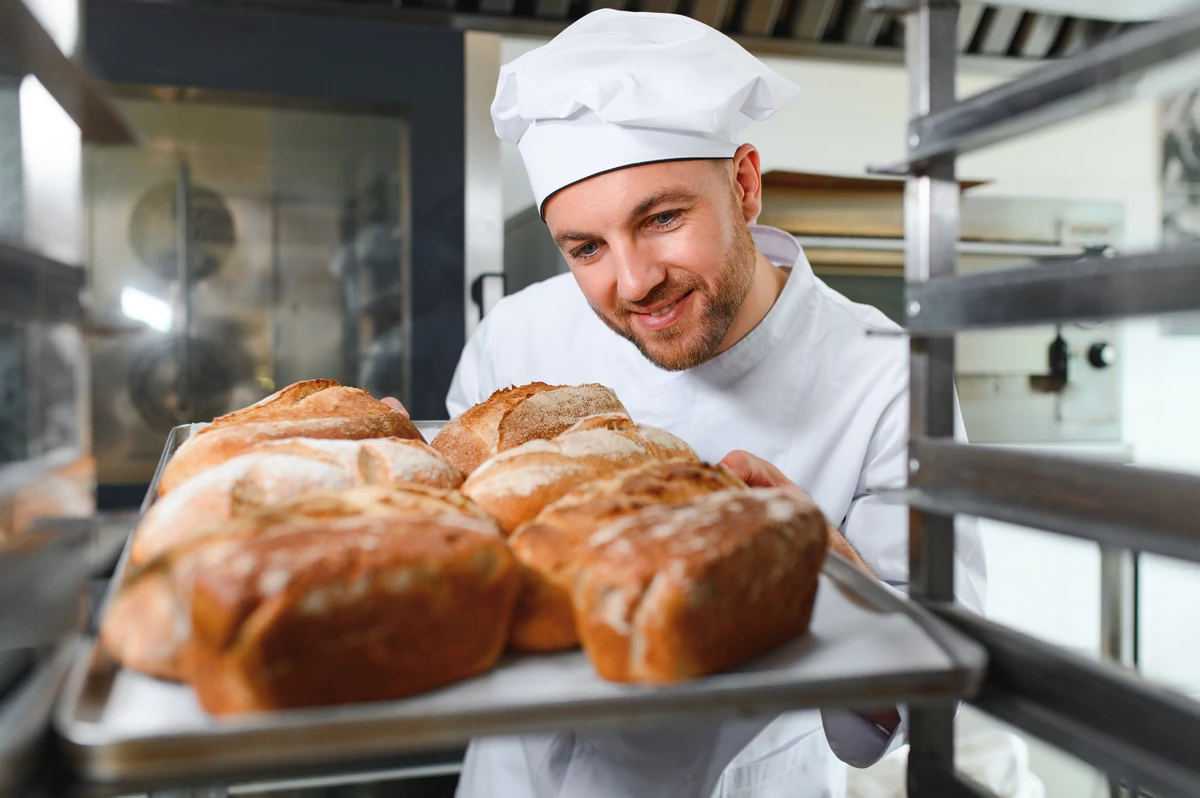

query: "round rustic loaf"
(131, 437), (464, 567)
(507, 459), (747, 652)
(159, 379), (423, 496)
(430, 382), (629, 476)
(461, 415), (697, 535)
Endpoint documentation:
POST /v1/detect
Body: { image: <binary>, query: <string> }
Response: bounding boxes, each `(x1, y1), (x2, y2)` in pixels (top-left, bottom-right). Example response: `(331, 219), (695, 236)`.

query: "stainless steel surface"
(86, 93), (413, 487)
(904, 0), (960, 785)
(0, 519), (92, 650)
(845, 3), (889, 46)
(0, 640), (77, 790)
(464, 32), (502, 341)
(410, 420), (446, 442)
(55, 427), (986, 786)
(895, 438), (1200, 563)
(794, 235), (1081, 258)
(905, 245), (1200, 334)
(931, 602), (1200, 798)
(877, 5), (1200, 173)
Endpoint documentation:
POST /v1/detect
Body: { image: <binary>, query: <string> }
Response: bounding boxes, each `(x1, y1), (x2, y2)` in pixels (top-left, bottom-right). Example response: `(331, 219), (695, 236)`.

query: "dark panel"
(84, 0), (466, 419)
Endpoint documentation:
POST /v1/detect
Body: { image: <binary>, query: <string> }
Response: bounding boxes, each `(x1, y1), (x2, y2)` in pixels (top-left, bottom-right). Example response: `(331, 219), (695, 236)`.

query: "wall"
(498, 33), (1200, 794)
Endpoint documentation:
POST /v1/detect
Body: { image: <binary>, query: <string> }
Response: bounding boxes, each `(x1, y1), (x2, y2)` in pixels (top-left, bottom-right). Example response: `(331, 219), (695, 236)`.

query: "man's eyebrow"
(552, 190), (699, 249)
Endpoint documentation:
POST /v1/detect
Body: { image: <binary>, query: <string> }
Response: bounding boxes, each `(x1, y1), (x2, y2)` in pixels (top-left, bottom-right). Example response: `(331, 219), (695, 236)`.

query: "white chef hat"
(491, 9), (800, 215)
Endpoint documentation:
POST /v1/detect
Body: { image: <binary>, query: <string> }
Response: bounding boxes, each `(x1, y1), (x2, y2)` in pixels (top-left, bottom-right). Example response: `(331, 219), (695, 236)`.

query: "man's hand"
(720, 451), (900, 735)
(379, 397), (410, 418)
(718, 451), (873, 577)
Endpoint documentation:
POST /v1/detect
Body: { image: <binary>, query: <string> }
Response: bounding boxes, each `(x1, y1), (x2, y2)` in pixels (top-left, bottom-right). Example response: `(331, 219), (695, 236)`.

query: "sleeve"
(819, 383), (988, 768)
(445, 311), (499, 418)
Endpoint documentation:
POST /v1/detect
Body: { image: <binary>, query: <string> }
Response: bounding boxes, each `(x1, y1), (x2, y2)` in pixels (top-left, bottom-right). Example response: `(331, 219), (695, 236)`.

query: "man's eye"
(576, 242), (600, 258)
(652, 212), (677, 226)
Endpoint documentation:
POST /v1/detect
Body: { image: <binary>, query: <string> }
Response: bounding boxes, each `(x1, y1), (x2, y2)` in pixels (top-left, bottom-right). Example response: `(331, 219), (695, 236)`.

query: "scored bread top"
(159, 379), (422, 496)
(244, 438), (463, 492)
(431, 382), (629, 476)
(461, 418), (698, 534)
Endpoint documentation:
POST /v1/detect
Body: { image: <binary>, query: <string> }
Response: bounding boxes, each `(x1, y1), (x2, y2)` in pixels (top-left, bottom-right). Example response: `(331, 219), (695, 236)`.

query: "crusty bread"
(103, 485), (495, 682)
(430, 382), (629, 476)
(461, 416), (697, 535)
(130, 438), (463, 567)
(572, 488), (828, 684)
(187, 513), (517, 714)
(159, 379), (423, 496)
(507, 460), (747, 652)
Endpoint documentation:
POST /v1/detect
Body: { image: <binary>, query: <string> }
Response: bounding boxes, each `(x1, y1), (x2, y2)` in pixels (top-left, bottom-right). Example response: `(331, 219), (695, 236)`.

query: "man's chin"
(628, 332), (713, 372)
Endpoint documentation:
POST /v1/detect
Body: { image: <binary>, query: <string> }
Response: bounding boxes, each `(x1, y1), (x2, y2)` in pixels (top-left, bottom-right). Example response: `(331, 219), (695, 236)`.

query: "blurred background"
(2, 0), (1200, 794)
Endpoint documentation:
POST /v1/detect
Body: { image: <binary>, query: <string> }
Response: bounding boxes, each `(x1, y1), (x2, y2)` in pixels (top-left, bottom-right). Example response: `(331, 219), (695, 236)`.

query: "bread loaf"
(159, 379), (423, 496)
(508, 460), (747, 652)
(461, 415), (697, 535)
(130, 438), (463, 567)
(430, 382), (629, 475)
(572, 488), (828, 684)
(187, 513), (517, 714)
(103, 485), (495, 681)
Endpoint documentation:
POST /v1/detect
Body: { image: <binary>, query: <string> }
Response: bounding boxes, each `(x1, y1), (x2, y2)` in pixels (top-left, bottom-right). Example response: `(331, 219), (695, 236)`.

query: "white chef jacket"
(446, 225), (987, 798)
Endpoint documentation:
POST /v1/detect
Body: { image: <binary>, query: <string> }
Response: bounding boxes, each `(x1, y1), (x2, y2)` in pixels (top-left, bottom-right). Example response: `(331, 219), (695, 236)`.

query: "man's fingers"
(380, 397), (409, 418)
(719, 450), (789, 489)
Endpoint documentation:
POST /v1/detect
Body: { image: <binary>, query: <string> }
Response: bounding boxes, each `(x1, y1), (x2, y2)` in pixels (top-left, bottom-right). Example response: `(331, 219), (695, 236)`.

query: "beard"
(593, 220), (758, 371)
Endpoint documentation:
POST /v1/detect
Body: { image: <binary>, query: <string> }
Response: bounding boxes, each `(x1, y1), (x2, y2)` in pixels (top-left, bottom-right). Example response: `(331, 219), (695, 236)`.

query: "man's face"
(542, 159), (758, 371)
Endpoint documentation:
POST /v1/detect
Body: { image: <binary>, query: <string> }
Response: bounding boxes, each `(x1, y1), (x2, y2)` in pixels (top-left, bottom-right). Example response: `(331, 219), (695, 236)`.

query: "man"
(387, 10), (985, 797)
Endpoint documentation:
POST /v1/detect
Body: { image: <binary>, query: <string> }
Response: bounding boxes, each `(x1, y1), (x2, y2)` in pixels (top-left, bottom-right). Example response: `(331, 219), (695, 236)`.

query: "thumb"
(719, 450), (789, 490)
(380, 397), (409, 418)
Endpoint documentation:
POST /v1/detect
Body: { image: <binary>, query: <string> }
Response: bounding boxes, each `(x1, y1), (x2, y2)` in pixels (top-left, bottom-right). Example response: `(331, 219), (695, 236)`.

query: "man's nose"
(613, 245), (667, 303)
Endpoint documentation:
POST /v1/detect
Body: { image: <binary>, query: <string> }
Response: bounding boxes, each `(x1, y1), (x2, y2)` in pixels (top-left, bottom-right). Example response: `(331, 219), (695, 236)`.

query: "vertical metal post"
(175, 161), (192, 421)
(904, 1), (960, 794)
(1100, 545), (1139, 798)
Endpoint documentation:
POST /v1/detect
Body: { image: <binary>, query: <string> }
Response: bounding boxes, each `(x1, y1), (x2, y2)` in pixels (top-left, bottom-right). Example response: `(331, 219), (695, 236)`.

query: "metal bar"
(0, 0), (136, 144)
(878, 6), (1200, 172)
(899, 438), (1200, 564)
(641, 0), (680, 13)
(793, 0), (842, 41)
(904, 2), (959, 792)
(979, 6), (1023, 57)
(1018, 14), (1063, 59)
(791, 235), (1081, 258)
(742, 0), (784, 37)
(846, 3), (889, 46)
(477, 0), (515, 13)
(534, 0), (569, 19)
(931, 603), (1200, 798)
(956, 2), (984, 52)
(690, 0), (731, 30)
(905, 245), (1200, 334)
(909, 760), (1000, 798)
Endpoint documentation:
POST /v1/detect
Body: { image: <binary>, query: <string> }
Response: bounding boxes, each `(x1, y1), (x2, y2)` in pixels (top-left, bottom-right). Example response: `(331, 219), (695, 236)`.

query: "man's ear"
(731, 143), (763, 224)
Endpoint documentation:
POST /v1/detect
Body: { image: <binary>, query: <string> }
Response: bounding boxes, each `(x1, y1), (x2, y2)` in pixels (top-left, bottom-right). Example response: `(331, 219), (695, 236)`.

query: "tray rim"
(53, 425), (988, 786)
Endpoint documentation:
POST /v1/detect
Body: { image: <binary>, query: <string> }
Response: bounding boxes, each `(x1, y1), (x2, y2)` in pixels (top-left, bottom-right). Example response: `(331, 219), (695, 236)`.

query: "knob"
(1088, 342), (1116, 369)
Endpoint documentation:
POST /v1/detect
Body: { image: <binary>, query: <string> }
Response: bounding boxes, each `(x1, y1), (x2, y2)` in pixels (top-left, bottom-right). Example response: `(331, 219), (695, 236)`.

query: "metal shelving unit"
(870, 1), (1200, 795)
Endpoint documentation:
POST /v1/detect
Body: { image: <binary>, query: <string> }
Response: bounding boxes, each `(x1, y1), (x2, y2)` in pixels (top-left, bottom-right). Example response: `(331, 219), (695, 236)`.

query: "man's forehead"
(544, 159), (726, 230)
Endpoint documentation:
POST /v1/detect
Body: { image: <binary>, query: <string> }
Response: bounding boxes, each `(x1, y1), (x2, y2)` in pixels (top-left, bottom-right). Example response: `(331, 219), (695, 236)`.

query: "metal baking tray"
(1, 639), (77, 791)
(55, 424), (988, 786)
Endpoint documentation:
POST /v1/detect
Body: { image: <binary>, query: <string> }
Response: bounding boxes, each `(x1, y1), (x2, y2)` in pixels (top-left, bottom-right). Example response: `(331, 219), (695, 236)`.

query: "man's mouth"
(630, 290), (694, 332)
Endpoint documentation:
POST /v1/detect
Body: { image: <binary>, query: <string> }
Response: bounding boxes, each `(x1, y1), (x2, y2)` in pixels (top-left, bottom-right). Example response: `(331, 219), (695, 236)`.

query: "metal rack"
(869, 1), (1200, 795)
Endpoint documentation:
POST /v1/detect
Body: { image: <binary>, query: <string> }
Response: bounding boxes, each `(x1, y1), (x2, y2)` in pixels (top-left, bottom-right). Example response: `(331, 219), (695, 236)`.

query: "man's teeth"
(649, 298), (681, 317)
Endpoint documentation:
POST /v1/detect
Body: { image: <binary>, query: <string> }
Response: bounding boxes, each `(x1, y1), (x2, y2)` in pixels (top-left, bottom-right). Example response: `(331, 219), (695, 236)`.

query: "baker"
(384, 9), (985, 797)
